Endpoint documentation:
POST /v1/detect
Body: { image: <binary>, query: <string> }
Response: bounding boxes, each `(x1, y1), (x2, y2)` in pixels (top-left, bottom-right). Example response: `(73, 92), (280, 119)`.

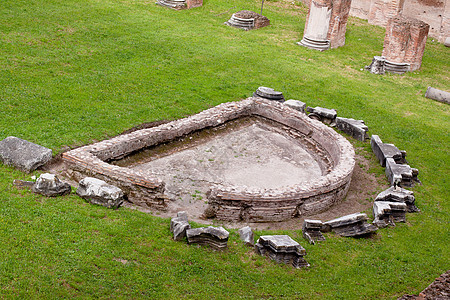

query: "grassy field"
(0, 0), (449, 298)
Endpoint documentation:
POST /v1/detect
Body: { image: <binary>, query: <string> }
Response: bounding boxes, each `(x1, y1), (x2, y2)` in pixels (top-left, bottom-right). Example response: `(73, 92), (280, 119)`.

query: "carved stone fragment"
(425, 87), (450, 105)
(238, 226), (254, 246)
(335, 117), (369, 141)
(156, 0), (186, 10)
(171, 212), (191, 241)
(0, 136), (52, 173)
(306, 106), (337, 125)
(255, 235), (309, 268)
(186, 226), (229, 249)
(385, 157), (419, 188)
(32, 173), (71, 197)
(302, 219), (326, 245)
(375, 186), (419, 213)
(370, 135), (406, 167)
(373, 201), (407, 228)
(76, 177), (125, 209)
(253, 86), (285, 102)
(225, 10), (270, 31)
(284, 100), (306, 113)
(323, 213), (378, 237)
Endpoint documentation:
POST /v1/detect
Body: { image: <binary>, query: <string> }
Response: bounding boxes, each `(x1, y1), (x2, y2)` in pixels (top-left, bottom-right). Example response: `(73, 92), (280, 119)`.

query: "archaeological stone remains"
(367, 15), (430, 74)
(63, 98), (355, 223)
(253, 86), (285, 102)
(372, 201), (407, 228)
(225, 10), (270, 30)
(284, 100), (306, 113)
(32, 173), (71, 197)
(425, 87), (450, 105)
(306, 106), (337, 125)
(171, 211), (191, 241)
(367, 0), (405, 27)
(255, 235), (309, 268)
(298, 0), (352, 50)
(375, 186), (419, 213)
(302, 219), (326, 245)
(335, 117), (369, 142)
(156, 0), (202, 10)
(186, 226), (229, 250)
(238, 226), (255, 246)
(76, 177), (125, 209)
(0, 136), (52, 173)
(322, 213), (378, 237)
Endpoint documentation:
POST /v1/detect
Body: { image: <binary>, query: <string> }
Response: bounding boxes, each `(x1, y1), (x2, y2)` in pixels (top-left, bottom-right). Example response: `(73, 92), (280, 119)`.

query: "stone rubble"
(170, 211), (191, 241)
(385, 157), (419, 187)
(335, 117), (369, 141)
(371, 135), (407, 167)
(225, 10), (270, 31)
(186, 226), (229, 250)
(284, 100), (306, 113)
(253, 87), (285, 102)
(306, 106), (337, 125)
(302, 219), (326, 245)
(32, 173), (71, 197)
(365, 56), (386, 75)
(375, 186), (419, 213)
(238, 226), (254, 246)
(323, 213), (378, 237)
(373, 201), (407, 228)
(255, 235), (309, 268)
(76, 177), (125, 209)
(0, 136), (52, 173)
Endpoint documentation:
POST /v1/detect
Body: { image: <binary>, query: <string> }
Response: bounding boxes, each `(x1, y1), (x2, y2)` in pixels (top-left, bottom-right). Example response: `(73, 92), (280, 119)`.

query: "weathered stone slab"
(335, 117), (369, 141)
(373, 201), (407, 228)
(32, 173), (71, 197)
(302, 219), (325, 245)
(306, 106), (337, 124)
(255, 235), (309, 268)
(0, 136), (52, 173)
(170, 213), (191, 241)
(284, 100), (306, 113)
(385, 157), (419, 188)
(186, 226), (229, 249)
(365, 56), (386, 75)
(76, 177), (125, 209)
(253, 86), (284, 102)
(375, 186), (418, 213)
(238, 226), (254, 246)
(324, 213), (377, 237)
(370, 135), (406, 167)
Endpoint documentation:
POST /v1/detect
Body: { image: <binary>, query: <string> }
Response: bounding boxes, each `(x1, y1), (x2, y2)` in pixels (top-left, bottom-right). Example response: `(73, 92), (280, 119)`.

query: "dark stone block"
(385, 157), (419, 187)
(324, 213), (377, 237)
(306, 106), (337, 125)
(302, 219), (325, 245)
(186, 226), (229, 249)
(370, 135), (406, 167)
(255, 235), (309, 268)
(375, 186), (419, 213)
(335, 117), (369, 141)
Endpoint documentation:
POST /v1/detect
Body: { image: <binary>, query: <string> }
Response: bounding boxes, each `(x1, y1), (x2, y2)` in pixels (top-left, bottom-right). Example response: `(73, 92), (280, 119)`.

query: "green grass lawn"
(0, 0), (449, 298)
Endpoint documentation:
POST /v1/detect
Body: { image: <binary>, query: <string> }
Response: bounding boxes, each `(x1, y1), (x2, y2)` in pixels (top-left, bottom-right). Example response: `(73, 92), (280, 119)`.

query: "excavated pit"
(62, 98), (355, 222)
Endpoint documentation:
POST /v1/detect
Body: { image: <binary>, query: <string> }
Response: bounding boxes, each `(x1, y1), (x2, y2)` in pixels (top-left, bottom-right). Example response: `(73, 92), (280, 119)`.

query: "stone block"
(0, 136), (52, 173)
(335, 117), (369, 141)
(253, 86), (284, 102)
(32, 173), (71, 197)
(306, 106), (337, 124)
(186, 226), (229, 249)
(370, 135), (406, 167)
(324, 213), (378, 237)
(365, 56), (386, 75)
(373, 201), (407, 228)
(225, 11), (270, 31)
(171, 215), (191, 241)
(425, 87), (450, 105)
(255, 235), (309, 268)
(375, 186), (418, 213)
(284, 100), (306, 113)
(76, 177), (125, 209)
(302, 219), (326, 245)
(238, 226), (254, 246)
(385, 157), (419, 188)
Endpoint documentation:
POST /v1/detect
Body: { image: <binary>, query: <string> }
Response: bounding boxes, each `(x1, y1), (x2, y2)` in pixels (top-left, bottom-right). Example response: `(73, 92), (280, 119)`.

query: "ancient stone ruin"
(335, 117), (369, 141)
(253, 86), (285, 102)
(32, 173), (71, 197)
(156, 0), (202, 10)
(367, 0), (405, 27)
(225, 10), (270, 31)
(170, 211), (191, 241)
(302, 219), (326, 244)
(255, 235), (309, 268)
(375, 186), (419, 213)
(322, 213), (378, 237)
(62, 98), (355, 223)
(372, 201), (407, 228)
(298, 0), (352, 50)
(306, 106), (337, 124)
(238, 226), (255, 246)
(367, 15), (430, 74)
(76, 177), (125, 209)
(186, 226), (229, 249)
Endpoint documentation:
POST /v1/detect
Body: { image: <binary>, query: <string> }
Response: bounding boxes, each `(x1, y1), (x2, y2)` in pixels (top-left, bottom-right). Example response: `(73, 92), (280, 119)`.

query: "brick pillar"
(186, 0), (202, 9)
(299, 0), (352, 50)
(329, 0), (353, 48)
(439, 1), (450, 43)
(368, 0), (405, 27)
(382, 15), (430, 72)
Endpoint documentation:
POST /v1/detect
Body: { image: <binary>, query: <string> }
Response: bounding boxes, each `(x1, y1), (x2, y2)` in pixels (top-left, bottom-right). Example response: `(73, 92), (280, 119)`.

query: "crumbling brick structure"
(368, 0), (406, 27)
(299, 0), (353, 50)
(382, 15), (430, 72)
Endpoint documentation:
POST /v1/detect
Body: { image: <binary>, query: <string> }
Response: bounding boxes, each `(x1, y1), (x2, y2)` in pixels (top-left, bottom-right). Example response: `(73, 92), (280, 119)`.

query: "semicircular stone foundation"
(62, 98), (355, 222)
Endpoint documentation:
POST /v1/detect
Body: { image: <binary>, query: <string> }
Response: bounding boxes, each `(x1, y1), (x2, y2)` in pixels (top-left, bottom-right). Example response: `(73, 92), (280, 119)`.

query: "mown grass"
(0, 0), (449, 298)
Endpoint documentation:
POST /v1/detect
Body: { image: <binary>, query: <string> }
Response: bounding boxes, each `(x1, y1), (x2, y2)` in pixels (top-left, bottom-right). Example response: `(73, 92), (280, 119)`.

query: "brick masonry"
(382, 15), (430, 71)
(62, 98), (355, 222)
